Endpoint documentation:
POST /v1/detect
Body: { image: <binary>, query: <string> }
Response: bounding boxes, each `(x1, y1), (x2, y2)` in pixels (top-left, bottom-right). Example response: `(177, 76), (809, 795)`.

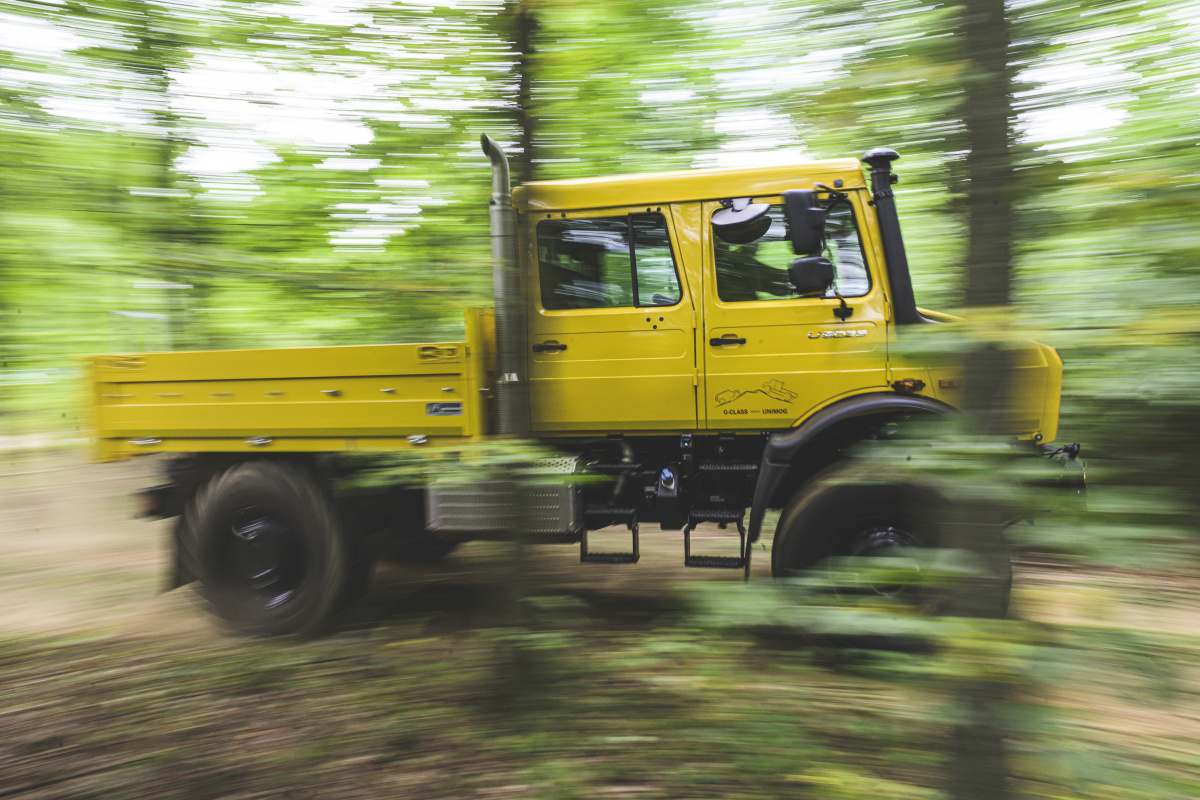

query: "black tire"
(186, 460), (349, 636)
(771, 466), (1011, 618)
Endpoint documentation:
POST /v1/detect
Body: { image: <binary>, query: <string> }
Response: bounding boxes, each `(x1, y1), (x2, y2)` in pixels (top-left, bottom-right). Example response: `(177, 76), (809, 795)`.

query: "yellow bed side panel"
(88, 314), (495, 461)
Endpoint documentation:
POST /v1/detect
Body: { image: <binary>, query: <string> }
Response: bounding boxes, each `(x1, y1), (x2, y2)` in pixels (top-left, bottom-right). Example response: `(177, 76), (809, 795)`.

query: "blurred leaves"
(3, 557), (1197, 799)
(3, 0), (1199, 448)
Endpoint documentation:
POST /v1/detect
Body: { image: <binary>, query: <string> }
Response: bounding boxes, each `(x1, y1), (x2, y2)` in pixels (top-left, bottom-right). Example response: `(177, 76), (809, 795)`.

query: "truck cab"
(516, 158), (1059, 441)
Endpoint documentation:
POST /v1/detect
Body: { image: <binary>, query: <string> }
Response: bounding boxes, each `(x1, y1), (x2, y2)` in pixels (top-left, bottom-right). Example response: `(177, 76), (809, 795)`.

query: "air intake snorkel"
(862, 148), (923, 325)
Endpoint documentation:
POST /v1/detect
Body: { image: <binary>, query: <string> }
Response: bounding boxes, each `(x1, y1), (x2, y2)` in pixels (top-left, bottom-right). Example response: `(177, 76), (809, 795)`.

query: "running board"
(581, 508), (640, 564)
(684, 510), (751, 580)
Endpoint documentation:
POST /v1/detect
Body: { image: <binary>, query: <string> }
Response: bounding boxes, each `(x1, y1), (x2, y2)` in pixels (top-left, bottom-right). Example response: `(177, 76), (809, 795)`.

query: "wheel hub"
(229, 508), (303, 609)
(845, 525), (922, 598)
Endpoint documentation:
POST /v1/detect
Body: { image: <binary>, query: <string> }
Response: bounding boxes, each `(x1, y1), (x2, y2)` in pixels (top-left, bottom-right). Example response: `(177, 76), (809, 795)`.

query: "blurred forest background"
(3, 0), (1199, 557)
(1, 1), (1199, 798)
(1, 0), (1198, 464)
(2, 0), (1199, 515)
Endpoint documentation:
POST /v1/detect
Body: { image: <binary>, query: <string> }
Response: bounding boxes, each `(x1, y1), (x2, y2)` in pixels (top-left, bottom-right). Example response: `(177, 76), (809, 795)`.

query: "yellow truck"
(88, 138), (1080, 635)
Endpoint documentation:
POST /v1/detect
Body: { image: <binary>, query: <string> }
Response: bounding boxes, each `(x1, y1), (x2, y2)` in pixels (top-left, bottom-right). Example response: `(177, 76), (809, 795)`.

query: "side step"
(684, 510), (751, 580)
(581, 508), (639, 564)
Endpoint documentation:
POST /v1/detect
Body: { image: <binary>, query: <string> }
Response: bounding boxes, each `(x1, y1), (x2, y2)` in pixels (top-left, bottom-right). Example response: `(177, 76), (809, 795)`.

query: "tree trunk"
(131, 4), (207, 350)
(511, 0), (540, 185)
(946, 1), (1018, 798)
(962, 0), (1016, 308)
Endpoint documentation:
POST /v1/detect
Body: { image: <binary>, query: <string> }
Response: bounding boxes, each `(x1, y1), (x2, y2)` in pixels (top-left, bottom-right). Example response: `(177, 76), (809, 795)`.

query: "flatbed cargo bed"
(87, 309), (494, 461)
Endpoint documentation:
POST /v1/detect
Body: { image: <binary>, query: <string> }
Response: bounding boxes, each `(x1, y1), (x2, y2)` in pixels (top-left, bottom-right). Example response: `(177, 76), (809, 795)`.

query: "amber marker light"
(892, 379), (926, 393)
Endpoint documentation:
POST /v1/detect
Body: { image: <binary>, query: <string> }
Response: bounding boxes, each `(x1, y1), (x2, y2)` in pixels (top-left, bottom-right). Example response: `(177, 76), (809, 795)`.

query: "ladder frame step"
(684, 555), (745, 569)
(684, 512), (752, 579)
(580, 551), (639, 564)
(580, 513), (640, 565)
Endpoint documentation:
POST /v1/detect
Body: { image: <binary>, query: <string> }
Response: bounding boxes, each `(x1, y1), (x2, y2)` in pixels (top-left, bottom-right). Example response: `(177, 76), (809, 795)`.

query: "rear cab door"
(525, 205), (699, 433)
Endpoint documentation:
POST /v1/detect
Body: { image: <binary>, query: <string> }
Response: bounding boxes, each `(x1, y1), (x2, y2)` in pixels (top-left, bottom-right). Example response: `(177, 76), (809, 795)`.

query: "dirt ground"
(2, 446), (1198, 642)
(0, 448), (784, 642)
(2, 447), (1198, 799)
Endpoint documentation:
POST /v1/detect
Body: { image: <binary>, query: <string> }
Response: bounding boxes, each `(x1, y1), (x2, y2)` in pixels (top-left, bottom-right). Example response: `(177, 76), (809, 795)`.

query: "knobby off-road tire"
(771, 465), (1012, 618)
(185, 460), (350, 636)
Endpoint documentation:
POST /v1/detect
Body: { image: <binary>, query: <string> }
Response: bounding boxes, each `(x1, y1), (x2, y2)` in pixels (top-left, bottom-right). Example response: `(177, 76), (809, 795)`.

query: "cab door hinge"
(692, 368), (699, 386)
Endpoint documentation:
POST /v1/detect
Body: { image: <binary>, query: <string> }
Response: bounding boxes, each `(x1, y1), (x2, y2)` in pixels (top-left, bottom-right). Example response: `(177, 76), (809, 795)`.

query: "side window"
(537, 213), (682, 310)
(712, 201), (870, 303)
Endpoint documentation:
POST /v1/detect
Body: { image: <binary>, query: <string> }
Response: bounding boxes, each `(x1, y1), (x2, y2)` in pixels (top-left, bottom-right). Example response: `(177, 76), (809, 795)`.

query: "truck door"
(527, 208), (698, 433)
(700, 194), (889, 429)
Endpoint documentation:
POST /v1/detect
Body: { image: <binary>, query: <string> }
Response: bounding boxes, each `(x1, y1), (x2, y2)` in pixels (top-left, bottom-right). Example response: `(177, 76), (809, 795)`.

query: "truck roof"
(513, 158), (866, 212)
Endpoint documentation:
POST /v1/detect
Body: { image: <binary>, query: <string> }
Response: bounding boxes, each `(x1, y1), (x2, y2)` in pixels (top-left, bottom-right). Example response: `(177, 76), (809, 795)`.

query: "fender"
(747, 392), (955, 542)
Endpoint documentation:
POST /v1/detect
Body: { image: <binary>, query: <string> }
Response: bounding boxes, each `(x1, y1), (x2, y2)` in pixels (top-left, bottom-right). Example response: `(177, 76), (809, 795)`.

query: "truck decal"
(714, 379), (797, 408)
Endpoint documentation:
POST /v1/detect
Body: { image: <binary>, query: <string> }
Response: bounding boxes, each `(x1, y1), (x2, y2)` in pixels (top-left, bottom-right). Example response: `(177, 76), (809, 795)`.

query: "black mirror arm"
(832, 291), (853, 320)
(813, 182), (849, 202)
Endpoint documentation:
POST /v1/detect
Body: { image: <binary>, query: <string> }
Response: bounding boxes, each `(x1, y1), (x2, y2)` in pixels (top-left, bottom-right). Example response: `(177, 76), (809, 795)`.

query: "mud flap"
(164, 517), (197, 592)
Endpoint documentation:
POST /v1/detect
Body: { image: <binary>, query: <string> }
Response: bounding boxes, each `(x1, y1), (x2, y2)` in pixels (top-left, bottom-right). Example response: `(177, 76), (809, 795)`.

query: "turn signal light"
(891, 378), (926, 394)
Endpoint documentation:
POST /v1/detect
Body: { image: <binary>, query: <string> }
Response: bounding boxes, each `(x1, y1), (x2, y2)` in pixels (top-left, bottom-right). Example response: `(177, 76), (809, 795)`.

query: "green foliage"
(2, 562), (1197, 799)
(2, 0), (1198, 449)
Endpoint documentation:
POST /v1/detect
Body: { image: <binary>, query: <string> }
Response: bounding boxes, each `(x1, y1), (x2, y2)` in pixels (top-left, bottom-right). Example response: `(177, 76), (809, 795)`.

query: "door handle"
(532, 342), (567, 353)
(709, 337), (746, 346)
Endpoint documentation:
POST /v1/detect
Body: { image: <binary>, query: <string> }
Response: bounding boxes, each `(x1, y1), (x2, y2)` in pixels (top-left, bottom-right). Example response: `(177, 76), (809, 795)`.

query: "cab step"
(581, 508), (640, 564)
(684, 554), (745, 569)
(687, 508), (744, 524)
(683, 510), (751, 580)
(696, 463), (759, 474)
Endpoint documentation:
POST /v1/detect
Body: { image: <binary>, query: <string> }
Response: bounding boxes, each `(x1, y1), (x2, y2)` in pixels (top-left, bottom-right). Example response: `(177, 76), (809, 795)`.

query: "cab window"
(712, 201), (869, 303)
(537, 213), (682, 310)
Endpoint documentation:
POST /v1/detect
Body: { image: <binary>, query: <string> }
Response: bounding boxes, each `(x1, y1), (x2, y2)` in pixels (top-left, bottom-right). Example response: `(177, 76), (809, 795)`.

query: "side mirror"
(788, 256), (834, 297)
(783, 190), (825, 255)
(713, 197), (771, 244)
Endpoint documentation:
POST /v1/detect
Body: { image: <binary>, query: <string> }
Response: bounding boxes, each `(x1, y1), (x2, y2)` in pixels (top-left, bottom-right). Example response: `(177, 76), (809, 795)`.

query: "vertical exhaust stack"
(481, 134), (529, 436)
(862, 148), (922, 325)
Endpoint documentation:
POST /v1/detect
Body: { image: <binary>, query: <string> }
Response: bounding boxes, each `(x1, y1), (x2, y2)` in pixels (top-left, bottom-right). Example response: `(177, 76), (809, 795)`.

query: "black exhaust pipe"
(862, 148), (922, 325)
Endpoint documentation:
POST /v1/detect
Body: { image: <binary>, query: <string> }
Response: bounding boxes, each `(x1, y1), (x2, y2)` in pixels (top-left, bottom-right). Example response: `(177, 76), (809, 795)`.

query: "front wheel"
(771, 466), (1011, 618)
(187, 460), (349, 636)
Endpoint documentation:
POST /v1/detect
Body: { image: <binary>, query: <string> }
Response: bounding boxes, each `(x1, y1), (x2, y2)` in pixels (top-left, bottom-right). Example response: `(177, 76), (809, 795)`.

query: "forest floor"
(1, 446), (1198, 799)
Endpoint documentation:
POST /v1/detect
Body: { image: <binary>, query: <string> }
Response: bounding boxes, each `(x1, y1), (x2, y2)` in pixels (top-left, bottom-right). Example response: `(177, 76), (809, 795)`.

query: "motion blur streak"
(1, 1), (1197, 799)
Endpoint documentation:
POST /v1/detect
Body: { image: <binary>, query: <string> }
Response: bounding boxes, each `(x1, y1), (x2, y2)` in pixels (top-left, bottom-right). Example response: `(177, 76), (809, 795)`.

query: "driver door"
(700, 194), (890, 429)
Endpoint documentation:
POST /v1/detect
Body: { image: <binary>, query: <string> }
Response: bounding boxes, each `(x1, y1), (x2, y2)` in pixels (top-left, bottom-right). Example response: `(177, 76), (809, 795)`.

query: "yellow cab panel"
(698, 190), (890, 429)
(514, 160), (891, 435)
(522, 204), (698, 433)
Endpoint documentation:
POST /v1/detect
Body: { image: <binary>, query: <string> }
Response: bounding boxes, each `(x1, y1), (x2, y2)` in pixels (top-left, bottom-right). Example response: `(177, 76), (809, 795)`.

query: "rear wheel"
(771, 466), (1011, 618)
(187, 460), (349, 636)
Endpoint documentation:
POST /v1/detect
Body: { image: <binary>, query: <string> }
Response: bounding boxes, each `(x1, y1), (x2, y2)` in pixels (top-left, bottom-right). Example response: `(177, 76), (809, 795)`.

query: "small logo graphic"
(418, 344), (460, 361)
(426, 401), (463, 416)
(715, 379), (797, 408)
(808, 329), (867, 339)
